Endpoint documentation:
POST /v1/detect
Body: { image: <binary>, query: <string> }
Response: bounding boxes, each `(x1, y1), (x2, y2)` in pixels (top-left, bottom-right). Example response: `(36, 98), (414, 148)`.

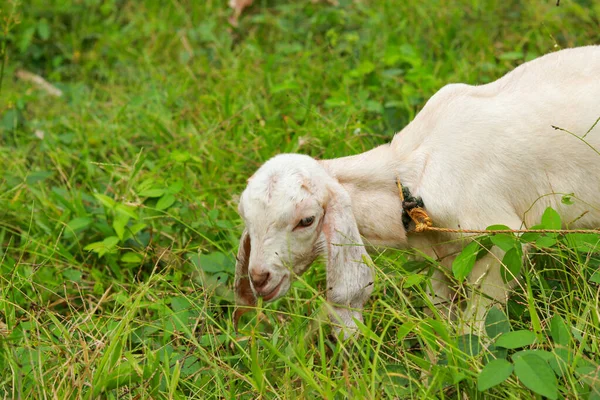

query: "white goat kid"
(234, 46), (600, 336)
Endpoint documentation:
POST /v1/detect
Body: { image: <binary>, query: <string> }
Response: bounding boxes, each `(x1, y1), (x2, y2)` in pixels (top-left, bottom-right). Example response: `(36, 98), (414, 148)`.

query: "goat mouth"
(261, 278), (285, 301)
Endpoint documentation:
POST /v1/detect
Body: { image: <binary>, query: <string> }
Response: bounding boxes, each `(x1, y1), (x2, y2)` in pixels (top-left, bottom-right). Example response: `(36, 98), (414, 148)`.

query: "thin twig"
(552, 124), (600, 157)
(583, 116), (600, 139)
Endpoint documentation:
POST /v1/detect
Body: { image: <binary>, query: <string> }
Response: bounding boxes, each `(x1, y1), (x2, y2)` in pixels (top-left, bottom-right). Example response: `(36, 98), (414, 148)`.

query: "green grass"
(1, 0), (600, 398)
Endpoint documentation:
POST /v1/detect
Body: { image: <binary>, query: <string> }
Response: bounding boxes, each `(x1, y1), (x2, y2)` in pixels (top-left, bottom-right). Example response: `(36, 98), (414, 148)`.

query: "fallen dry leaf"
(228, 0), (254, 27)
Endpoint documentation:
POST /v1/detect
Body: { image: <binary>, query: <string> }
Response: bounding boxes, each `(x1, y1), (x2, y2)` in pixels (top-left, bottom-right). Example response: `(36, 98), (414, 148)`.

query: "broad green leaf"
(561, 194), (574, 205)
(495, 330), (536, 349)
(207, 209), (219, 220)
(270, 81), (300, 94)
(129, 223), (147, 236)
(397, 321), (417, 341)
(383, 49), (402, 66)
(550, 315), (570, 346)
(487, 344), (508, 361)
(325, 96), (347, 108)
(112, 213), (130, 240)
(352, 60), (375, 76)
(62, 269), (83, 282)
(115, 204), (139, 219)
(66, 217), (93, 232)
(548, 347), (571, 377)
(84, 236), (119, 257)
(490, 233), (516, 252)
(203, 272), (229, 288)
(565, 233), (600, 253)
(366, 100), (384, 114)
(138, 188), (165, 198)
(486, 224), (512, 231)
(512, 349), (554, 362)
(383, 364), (409, 386)
(94, 193), (116, 210)
(171, 151), (191, 163)
(156, 194), (176, 210)
(536, 235), (557, 248)
(401, 260), (429, 273)
(17, 26), (35, 53)
(485, 307), (510, 339)
(477, 358), (513, 391)
(541, 207), (561, 230)
(591, 270), (600, 284)
(513, 354), (558, 400)
(167, 180), (184, 194)
(102, 236), (120, 248)
(170, 296), (192, 313)
(520, 224), (543, 242)
(181, 356), (202, 376)
(404, 274), (425, 288)
(576, 365), (600, 387)
(475, 236), (494, 260)
(121, 252), (143, 264)
(188, 252), (234, 273)
(452, 241), (480, 282)
(37, 19), (50, 40)
(501, 247), (522, 282)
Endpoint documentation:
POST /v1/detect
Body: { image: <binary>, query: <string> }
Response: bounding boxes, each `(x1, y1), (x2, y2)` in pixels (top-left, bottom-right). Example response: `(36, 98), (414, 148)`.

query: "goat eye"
(297, 216), (315, 228)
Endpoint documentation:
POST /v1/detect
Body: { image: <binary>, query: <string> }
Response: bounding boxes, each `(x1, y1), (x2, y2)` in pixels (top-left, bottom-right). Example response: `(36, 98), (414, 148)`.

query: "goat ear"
(233, 228), (255, 330)
(322, 183), (374, 338)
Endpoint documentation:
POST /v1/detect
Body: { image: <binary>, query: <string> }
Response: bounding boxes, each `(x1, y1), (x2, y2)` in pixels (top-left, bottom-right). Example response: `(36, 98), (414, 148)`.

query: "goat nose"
(250, 269), (271, 291)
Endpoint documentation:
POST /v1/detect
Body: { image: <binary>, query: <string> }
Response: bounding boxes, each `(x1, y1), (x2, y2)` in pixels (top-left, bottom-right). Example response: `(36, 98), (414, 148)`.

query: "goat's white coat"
(234, 46), (600, 334)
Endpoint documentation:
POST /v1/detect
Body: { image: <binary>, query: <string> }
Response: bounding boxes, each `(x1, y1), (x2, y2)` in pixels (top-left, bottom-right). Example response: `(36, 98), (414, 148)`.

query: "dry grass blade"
(15, 69), (63, 97)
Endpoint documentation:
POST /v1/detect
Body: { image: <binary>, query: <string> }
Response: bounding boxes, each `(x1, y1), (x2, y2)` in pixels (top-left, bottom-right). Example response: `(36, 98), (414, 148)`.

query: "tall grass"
(0, 0), (599, 398)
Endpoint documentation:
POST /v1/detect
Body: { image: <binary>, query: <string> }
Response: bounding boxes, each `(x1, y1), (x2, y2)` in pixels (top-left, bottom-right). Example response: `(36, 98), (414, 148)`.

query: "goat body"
(234, 46), (600, 335)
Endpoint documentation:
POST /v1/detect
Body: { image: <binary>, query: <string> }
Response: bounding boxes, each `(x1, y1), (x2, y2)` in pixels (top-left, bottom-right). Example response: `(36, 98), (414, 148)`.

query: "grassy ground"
(1, 0), (600, 398)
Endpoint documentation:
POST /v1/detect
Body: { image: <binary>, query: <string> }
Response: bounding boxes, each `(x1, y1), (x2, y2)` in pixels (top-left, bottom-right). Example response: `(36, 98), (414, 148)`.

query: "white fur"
(234, 46), (600, 335)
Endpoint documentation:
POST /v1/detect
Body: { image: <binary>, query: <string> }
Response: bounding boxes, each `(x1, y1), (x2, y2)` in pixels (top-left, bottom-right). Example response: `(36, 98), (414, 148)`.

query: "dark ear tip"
(233, 307), (252, 331)
(232, 308), (241, 331)
(234, 228), (255, 332)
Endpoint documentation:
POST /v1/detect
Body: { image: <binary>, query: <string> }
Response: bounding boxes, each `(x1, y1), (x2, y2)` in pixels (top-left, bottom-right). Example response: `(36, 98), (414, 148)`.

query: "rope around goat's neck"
(396, 178), (600, 235)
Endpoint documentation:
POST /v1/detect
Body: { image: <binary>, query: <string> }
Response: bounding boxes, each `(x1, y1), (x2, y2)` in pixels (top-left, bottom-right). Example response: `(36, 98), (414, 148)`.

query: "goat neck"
(319, 144), (409, 248)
